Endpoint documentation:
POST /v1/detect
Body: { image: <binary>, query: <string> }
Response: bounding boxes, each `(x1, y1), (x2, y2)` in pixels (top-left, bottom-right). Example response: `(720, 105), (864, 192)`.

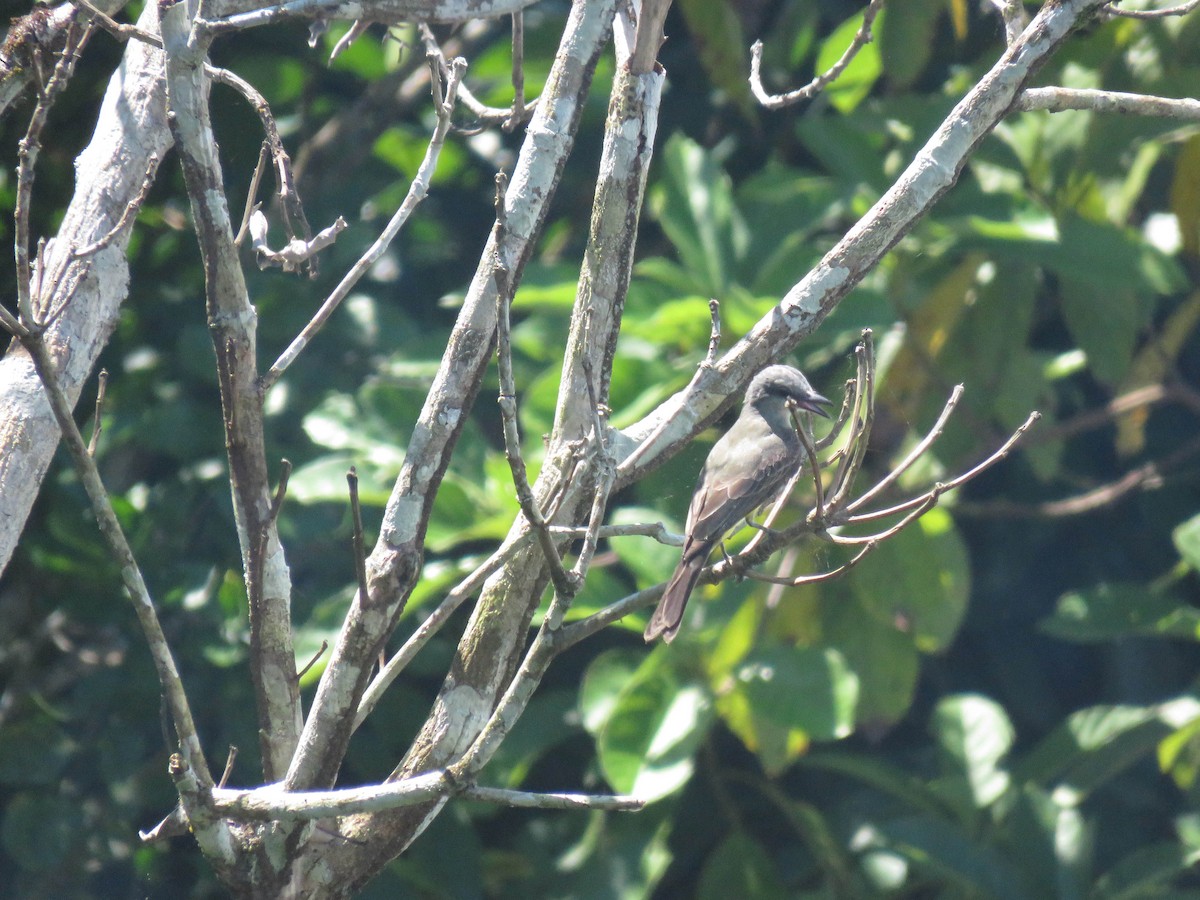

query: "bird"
(644, 365), (832, 643)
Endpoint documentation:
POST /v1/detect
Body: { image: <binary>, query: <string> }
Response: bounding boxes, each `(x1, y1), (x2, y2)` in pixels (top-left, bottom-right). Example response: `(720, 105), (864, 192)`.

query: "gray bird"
(644, 365), (831, 643)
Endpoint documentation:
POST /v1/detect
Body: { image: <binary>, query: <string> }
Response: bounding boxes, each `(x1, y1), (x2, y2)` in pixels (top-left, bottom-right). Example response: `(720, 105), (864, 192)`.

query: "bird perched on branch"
(644, 365), (831, 643)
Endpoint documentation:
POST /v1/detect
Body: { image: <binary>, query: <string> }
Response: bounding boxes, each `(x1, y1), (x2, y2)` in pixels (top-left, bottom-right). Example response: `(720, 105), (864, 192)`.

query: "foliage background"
(2, 0), (1200, 896)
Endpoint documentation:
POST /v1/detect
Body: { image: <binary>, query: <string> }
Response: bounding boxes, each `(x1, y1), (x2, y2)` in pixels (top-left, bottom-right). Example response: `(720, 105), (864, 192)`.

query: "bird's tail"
(644, 552), (707, 643)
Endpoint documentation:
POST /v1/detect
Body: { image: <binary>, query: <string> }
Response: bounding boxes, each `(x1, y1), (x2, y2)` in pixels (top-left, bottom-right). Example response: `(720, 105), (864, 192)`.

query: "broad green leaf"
(799, 750), (952, 818)
(878, 0), (942, 89)
(608, 506), (682, 590)
(1041, 582), (1200, 643)
(1059, 281), (1141, 385)
(717, 645), (858, 774)
(932, 694), (1015, 810)
(815, 11), (885, 113)
(820, 588), (921, 728)
(1169, 134), (1200, 257)
(648, 135), (748, 298)
(579, 649), (643, 736)
(1015, 698), (1200, 805)
(846, 508), (970, 653)
(1173, 513), (1200, 571)
(1158, 715), (1200, 790)
(999, 785), (1092, 900)
(698, 831), (787, 900)
(595, 652), (714, 801)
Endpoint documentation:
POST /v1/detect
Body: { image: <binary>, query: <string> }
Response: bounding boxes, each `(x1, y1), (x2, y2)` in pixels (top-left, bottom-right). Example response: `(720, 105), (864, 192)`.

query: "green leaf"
(579, 649), (643, 736)
(798, 751), (952, 819)
(846, 508), (970, 653)
(648, 134), (748, 298)
(717, 645), (858, 774)
(820, 589), (920, 729)
(1041, 582), (1200, 643)
(1173, 513), (1200, 570)
(1015, 697), (1200, 805)
(932, 694), (1015, 810)
(879, 0), (942, 89)
(814, 11), (885, 113)
(608, 506), (681, 590)
(594, 652), (714, 801)
(698, 831), (787, 900)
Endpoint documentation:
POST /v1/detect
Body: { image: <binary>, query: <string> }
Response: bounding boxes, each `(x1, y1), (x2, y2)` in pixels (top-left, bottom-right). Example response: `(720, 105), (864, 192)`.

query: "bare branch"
(1017, 87), (1200, 120)
(353, 535), (532, 729)
(71, 153), (158, 259)
(206, 62), (320, 276)
(86, 367), (108, 457)
(463, 784), (642, 811)
(162, 2), (301, 780)
(846, 384), (963, 514)
(988, 0), (1029, 45)
(418, 24), (538, 128)
(1105, 0), (1200, 17)
(198, 0), (540, 35)
(248, 209), (348, 271)
(494, 253), (577, 597)
(347, 468), (371, 615)
(20, 334), (212, 788)
(71, 0), (163, 47)
(263, 55), (466, 390)
(750, 0), (887, 110)
(16, 23), (92, 327)
(209, 769), (640, 821)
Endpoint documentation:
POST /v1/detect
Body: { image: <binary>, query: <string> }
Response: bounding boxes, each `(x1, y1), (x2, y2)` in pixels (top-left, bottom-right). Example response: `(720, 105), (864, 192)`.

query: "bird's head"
(745, 365), (832, 418)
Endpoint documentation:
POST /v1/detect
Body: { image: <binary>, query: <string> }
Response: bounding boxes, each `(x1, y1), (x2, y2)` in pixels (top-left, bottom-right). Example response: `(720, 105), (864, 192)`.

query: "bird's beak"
(791, 391), (832, 418)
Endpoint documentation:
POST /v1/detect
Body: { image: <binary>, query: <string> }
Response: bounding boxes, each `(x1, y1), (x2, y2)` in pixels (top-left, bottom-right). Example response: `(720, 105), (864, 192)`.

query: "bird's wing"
(686, 428), (799, 547)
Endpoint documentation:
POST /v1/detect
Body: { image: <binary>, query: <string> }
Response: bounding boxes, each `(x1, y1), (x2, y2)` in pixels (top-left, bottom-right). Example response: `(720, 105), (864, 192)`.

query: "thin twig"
(297, 641), (328, 680)
(206, 63), (320, 276)
(22, 334), (211, 786)
(330, 19), (370, 60)
(419, 23), (538, 128)
(1105, 0), (1200, 17)
(87, 368), (108, 457)
(750, 0), (887, 110)
(845, 411), (1040, 525)
(218, 746), (239, 789)
(71, 0), (163, 47)
(354, 535), (532, 728)
(347, 468), (371, 609)
(1017, 87), (1200, 120)
(846, 384), (963, 514)
(71, 154), (158, 259)
(463, 784), (642, 811)
(16, 23), (92, 327)
(263, 55), (467, 390)
(745, 539), (880, 586)
(234, 142), (270, 246)
(268, 459), (292, 523)
(506, 11), (525, 131)
(704, 299), (722, 368)
(988, 0), (1029, 44)
(494, 257), (576, 598)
